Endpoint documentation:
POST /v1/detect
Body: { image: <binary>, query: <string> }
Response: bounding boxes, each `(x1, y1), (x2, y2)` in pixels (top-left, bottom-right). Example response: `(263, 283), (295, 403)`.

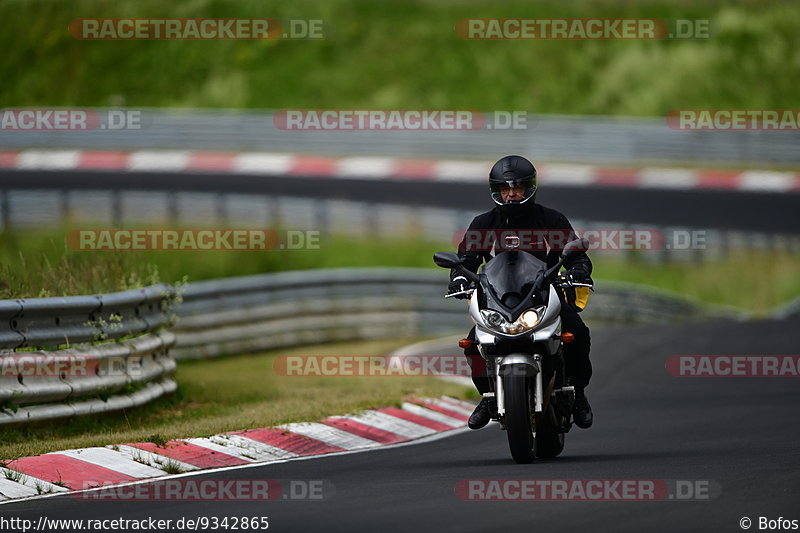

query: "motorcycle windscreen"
(481, 251), (547, 309)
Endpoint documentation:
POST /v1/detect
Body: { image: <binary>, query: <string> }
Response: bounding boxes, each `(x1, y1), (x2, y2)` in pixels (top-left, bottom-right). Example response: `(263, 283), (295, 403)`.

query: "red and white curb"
(0, 396), (475, 503)
(1, 149), (798, 193)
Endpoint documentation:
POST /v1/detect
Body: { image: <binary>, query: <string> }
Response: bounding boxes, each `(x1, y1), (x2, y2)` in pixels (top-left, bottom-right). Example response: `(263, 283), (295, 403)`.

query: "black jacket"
(452, 202), (592, 280)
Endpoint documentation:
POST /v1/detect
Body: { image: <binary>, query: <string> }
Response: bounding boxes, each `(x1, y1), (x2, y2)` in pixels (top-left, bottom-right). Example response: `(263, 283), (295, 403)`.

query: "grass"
(0, 0), (797, 116)
(3, 468), (26, 483)
(0, 338), (474, 460)
(0, 230), (163, 298)
(126, 450), (187, 473)
(1, 227), (798, 312)
(0, 227), (450, 299)
(592, 250), (800, 314)
(159, 458), (188, 475)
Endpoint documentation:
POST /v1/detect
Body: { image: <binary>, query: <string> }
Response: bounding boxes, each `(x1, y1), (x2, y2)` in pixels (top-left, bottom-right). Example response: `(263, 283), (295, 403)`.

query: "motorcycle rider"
(448, 155), (594, 430)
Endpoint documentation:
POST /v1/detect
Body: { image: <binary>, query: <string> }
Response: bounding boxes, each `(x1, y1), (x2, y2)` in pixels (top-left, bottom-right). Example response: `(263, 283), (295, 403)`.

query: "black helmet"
(489, 155), (537, 209)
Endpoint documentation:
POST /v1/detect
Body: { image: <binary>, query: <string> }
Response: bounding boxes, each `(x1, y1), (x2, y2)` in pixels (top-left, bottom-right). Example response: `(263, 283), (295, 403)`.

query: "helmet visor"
(490, 177), (537, 205)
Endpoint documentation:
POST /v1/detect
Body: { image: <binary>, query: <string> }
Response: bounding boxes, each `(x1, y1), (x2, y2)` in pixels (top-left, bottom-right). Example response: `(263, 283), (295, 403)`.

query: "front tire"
(503, 374), (535, 464)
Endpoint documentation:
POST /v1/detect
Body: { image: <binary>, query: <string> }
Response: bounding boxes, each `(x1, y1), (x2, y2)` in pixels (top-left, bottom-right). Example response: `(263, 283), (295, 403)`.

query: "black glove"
(448, 276), (470, 299)
(567, 267), (590, 284)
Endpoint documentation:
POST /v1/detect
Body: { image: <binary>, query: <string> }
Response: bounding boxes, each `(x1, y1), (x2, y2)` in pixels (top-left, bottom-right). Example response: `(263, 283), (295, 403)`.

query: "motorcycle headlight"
(480, 307), (545, 335)
(482, 310), (504, 327)
(520, 309), (540, 328)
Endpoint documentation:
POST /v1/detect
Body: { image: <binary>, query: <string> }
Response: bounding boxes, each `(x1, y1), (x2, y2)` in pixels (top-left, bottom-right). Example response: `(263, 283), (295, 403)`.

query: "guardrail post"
(364, 203), (378, 238)
(0, 189), (9, 230)
(273, 196), (285, 230)
(60, 189), (70, 224)
(315, 197), (330, 234)
(167, 190), (179, 226)
(216, 193), (228, 225)
(111, 189), (122, 227)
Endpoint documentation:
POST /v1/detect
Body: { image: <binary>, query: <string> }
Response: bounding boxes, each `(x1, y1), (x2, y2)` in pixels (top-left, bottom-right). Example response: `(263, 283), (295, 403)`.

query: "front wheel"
(503, 374), (535, 464)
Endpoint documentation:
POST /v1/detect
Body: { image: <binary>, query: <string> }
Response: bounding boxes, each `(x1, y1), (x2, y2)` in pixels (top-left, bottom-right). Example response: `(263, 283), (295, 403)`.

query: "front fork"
(483, 347), (573, 432)
(491, 354), (543, 418)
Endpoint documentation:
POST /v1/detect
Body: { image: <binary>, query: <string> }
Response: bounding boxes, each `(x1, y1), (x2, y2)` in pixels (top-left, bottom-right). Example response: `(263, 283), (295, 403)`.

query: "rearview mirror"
(561, 237), (589, 260)
(433, 251), (462, 269)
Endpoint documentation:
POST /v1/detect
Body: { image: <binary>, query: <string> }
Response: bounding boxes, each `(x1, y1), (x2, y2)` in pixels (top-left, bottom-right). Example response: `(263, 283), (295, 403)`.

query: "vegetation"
(1, 228), (798, 312)
(0, 0), (796, 115)
(0, 339), (472, 460)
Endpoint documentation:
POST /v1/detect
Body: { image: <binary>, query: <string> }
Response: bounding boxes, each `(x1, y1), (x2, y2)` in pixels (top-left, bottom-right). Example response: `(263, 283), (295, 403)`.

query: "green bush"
(0, 0), (796, 114)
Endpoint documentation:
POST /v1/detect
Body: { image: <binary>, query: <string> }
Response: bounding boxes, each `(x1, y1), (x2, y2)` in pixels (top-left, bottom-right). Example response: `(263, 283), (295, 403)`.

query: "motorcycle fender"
(475, 327), (497, 345)
(498, 355), (540, 377)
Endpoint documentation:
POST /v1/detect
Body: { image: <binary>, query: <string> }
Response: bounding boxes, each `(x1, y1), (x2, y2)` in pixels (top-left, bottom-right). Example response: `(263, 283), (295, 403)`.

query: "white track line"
(335, 411), (436, 439)
(539, 164), (598, 186)
(17, 149), (80, 171)
(640, 168), (698, 189)
(277, 422), (382, 450)
(438, 396), (479, 412)
(0, 468), (68, 500)
(400, 402), (464, 427)
(127, 150), (190, 172)
(184, 435), (296, 462)
(110, 445), (200, 473)
(233, 152), (294, 174)
(419, 397), (474, 417)
(0, 427), (470, 506)
(53, 448), (166, 479)
(434, 161), (487, 182)
(738, 170), (796, 192)
(335, 157), (393, 179)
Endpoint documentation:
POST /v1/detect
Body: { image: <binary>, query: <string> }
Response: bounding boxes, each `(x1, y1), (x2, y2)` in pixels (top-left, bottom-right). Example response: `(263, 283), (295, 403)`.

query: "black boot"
(468, 396), (495, 430)
(572, 389), (593, 429)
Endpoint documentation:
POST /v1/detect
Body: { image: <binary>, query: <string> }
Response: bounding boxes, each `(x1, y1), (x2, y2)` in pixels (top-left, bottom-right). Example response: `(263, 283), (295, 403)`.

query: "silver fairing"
(533, 287), (563, 354)
(471, 285), (562, 354)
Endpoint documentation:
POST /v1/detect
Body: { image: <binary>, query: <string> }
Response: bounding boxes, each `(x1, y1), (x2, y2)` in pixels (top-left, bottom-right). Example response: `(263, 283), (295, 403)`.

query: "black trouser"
(464, 305), (592, 394)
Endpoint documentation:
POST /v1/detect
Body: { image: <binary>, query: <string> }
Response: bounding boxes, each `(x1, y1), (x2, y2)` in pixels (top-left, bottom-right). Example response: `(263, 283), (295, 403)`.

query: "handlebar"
(445, 288), (475, 299)
(444, 276), (592, 300)
(553, 274), (594, 290)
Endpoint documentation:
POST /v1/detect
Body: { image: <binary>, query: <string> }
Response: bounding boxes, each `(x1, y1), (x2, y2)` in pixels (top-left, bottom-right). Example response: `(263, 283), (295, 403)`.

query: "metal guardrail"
(171, 268), (462, 359)
(0, 285), (177, 424)
(0, 284), (175, 350)
(1, 109), (798, 166)
(774, 296), (800, 320)
(0, 267), (755, 424)
(169, 268), (745, 360)
(3, 190), (799, 269)
(0, 332), (175, 424)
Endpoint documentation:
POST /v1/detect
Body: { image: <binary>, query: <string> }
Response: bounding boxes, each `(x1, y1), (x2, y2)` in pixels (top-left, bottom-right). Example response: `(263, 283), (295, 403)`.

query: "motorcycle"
(433, 236), (592, 464)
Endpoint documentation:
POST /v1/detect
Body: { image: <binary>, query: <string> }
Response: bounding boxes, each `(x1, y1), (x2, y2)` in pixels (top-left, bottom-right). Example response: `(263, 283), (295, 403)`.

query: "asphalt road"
(2, 317), (798, 533)
(2, 170), (798, 233)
